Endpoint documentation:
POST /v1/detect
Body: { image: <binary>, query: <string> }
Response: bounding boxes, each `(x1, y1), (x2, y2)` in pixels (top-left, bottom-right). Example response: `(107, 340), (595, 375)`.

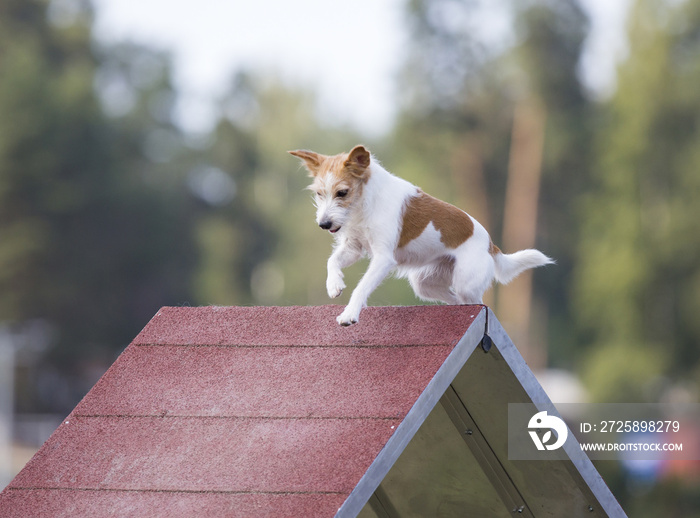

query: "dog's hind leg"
(411, 277), (460, 304)
(408, 257), (460, 305)
(451, 250), (495, 305)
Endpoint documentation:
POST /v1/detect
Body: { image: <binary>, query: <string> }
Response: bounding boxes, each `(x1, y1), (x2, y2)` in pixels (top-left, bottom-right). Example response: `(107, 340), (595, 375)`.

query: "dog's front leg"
(337, 255), (396, 326)
(326, 243), (362, 299)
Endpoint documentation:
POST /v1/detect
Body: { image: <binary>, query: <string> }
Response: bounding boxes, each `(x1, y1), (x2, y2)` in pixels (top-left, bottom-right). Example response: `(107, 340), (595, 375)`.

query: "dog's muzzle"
(319, 220), (340, 233)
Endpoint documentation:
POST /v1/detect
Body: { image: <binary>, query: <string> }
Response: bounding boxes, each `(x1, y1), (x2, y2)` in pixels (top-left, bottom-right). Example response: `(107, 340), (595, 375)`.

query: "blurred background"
(1, 0), (699, 514)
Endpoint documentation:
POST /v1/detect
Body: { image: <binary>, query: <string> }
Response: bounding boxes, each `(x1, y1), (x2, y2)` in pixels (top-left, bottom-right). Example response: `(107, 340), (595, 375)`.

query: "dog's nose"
(319, 220), (333, 230)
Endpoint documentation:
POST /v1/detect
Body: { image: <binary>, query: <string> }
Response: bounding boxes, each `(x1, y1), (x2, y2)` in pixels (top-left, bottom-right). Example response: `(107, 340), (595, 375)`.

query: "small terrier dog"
(290, 145), (553, 326)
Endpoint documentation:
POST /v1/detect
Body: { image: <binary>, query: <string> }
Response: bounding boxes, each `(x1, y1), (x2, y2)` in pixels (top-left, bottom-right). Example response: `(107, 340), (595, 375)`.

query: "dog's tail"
(493, 249), (554, 285)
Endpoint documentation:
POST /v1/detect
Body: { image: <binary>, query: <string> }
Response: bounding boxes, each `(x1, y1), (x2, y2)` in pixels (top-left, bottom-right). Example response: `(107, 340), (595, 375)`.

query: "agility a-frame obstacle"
(0, 305), (625, 517)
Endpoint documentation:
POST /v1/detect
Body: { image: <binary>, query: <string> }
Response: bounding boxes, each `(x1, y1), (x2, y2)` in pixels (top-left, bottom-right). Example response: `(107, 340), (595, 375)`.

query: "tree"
(0, 0), (196, 412)
(394, 0), (593, 366)
(575, 0), (700, 403)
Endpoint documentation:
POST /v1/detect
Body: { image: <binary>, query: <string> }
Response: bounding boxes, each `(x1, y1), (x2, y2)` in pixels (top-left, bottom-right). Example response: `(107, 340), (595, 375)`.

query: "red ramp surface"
(0, 305), (482, 517)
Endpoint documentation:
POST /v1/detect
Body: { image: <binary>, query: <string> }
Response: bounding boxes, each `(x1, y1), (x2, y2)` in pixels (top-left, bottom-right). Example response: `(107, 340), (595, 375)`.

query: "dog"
(289, 145), (553, 326)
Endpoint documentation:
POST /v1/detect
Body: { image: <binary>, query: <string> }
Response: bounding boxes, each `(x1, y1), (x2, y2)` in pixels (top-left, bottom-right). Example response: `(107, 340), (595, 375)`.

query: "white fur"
(303, 152), (553, 326)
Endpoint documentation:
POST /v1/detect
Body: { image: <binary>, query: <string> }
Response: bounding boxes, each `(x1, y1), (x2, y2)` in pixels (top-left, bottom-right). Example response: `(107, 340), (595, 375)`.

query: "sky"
(88, 0), (631, 137)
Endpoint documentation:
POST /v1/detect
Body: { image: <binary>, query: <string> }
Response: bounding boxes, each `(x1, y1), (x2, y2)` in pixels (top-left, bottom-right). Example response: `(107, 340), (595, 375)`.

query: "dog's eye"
(335, 189), (348, 198)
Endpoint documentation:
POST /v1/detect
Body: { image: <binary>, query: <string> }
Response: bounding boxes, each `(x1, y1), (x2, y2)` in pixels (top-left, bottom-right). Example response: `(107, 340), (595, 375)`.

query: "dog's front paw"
(336, 309), (359, 326)
(327, 278), (346, 299)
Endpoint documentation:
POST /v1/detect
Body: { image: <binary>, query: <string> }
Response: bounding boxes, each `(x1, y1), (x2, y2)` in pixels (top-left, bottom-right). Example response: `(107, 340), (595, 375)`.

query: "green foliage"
(0, 1), (200, 410)
(394, 0), (594, 367)
(575, 0), (700, 402)
(0, 2), (357, 411)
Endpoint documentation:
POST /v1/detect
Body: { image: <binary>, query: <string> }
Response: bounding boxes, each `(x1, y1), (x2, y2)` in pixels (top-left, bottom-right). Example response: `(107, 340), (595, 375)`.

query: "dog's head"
(288, 145), (371, 234)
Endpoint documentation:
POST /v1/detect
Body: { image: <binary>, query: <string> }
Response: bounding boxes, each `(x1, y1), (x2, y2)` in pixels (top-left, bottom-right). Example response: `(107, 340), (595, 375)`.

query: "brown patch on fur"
(398, 191), (474, 249)
(489, 241), (501, 256)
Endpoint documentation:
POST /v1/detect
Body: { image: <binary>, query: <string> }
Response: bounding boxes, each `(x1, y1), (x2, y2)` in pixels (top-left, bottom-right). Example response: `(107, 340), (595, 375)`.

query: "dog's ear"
(288, 149), (323, 177)
(344, 145), (371, 178)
